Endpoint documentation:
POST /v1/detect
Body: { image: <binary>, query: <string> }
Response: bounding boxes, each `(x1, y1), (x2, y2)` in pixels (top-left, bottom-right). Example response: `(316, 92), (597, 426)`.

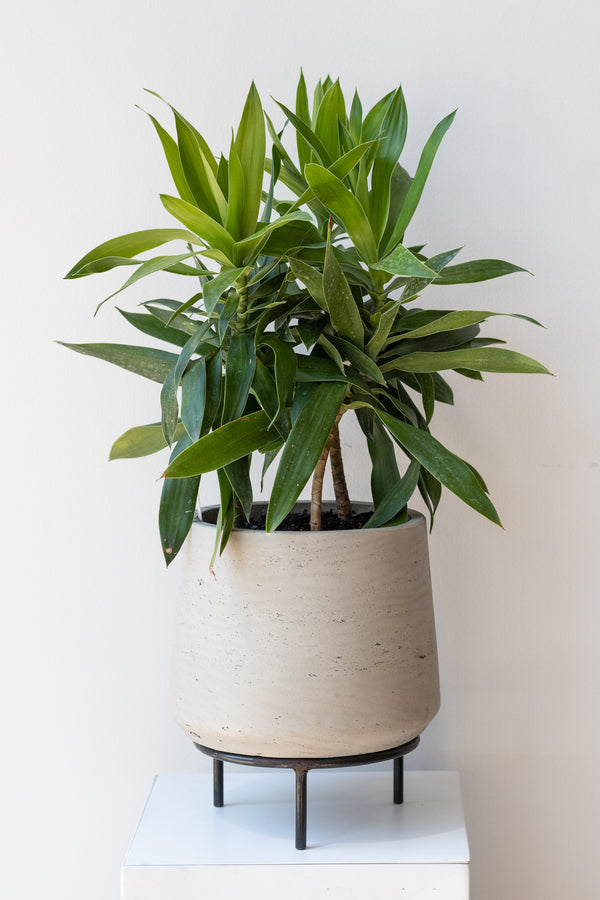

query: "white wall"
(2, 1), (598, 898)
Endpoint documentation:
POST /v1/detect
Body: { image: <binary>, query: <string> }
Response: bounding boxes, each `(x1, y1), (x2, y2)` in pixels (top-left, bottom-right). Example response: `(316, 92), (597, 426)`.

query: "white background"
(1, 1), (598, 898)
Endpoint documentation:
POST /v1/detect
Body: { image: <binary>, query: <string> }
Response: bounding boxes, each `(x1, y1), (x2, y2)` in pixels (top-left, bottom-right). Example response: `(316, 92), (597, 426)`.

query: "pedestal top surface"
(124, 770), (469, 866)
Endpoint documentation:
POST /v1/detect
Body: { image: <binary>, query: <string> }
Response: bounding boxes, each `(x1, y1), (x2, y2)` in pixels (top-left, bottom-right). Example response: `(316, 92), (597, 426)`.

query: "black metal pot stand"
(195, 737), (419, 850)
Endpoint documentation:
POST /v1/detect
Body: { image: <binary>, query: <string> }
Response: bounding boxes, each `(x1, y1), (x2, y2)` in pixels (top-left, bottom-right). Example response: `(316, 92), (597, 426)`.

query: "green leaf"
(225, 136), (245, 240)
(377, 244), (438, 279)
(109, 421), (186, 460)
(329, 336), (385, 383)
(203, 267), (244, 315)
(289, 258), (327, 309)
(369, 87), (408, 245)
(160, 368), (179, 446)
(181, 358), (206, 442)
(258, 335), (297, 423)
(376, 410), (501, 525)
(159, 433), (200, 565)
(363, 459), (421, 529)
(224, 456), (253, 520)
(357, 411), (400, 507)
(116, 308), (190, 348)
(295, 353), (354, 384)
(323, 229), (365, 346)
(232, 211), (310, 264)
(314, 79), (346, 161)
(164, 410), (273, 478)
(305, 163), (377, 262)
(295, 70), (312, 173)
(415, 373), (435, 423)
(433, 259), (531, 284)
(101, 252), (198, 308)
(65, 228), (202, 279)
(380, 165), (413, 252)
(213, 468), (235, 561)
(388, 347), (551, 374)
(203, 350), (222, 431)
(160, 194), (235, 258)
(398, 247), (463, 300)
(273, 99), (332, 166)
(393, 309), (542, 342)
(57, 341), (177, 383)
(235, 82), (266, 237)
(349, 90), (362, 143)
(222, 331), (257, 424)
(385, 109), (456, 254)
(174, 110), (227, 222)
(217, 292), (240, 343)
(144, 89), (218, 174)
(317, 334), (346, 373)
(287, 140), (379, 214)
(160, 320), (216, 444)
(366, 302), (401, 359)
(252, 359), (282, 426)
(266, 381), (347, 531)
(138, 108), (197, 204)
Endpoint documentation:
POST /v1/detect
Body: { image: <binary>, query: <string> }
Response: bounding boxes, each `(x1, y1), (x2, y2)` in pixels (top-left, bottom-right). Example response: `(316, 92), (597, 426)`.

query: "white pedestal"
(122, 770), (469, 899)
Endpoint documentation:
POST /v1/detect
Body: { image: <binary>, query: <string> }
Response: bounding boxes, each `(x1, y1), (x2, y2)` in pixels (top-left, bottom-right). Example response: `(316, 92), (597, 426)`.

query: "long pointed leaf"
(57, 342), (177, 383)
(65, 228), (202, 278)
(376, 409), (501, 525)
(203, 267), (244, 314)
(295, 70), (312, 172)
(138, 107), (196, 204)
(314, 79), (346, 161)
(181, 358), (206, 442)
(370, 87), (408, 244)
(160, 194), (235, 258)
(117, 308), (190, 348)
(235, 82), (266, 236)
(377, 244), (438, 279)
(393, 309), (543, 342)
(109, 422), (186, 460)
(224, 456), (253, 520)
(225, 136), (245, 240)
(266, 381), (347, 531)
(164, 410), (273, 478)
(363, 459), (421, 529)
(222, 331), (256, 423)
(323, 230), (365, 346)
(305, 164), (377, 262)
(433, 259), (531, 284)
(174, 111), (227, 222)
(388, 347), (551, 374)
(273, 98), (332, 166)
(159, 433), (200, 565)
(385, 109), (456, 253)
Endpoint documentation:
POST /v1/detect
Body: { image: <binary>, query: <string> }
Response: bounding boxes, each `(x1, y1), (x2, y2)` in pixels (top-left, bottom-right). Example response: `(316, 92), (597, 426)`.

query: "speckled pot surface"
(170, 503), (440, 758)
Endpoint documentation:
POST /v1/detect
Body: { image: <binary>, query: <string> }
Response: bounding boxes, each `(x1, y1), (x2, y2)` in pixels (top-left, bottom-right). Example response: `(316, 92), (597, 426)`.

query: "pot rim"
(194, 502), (425, 535)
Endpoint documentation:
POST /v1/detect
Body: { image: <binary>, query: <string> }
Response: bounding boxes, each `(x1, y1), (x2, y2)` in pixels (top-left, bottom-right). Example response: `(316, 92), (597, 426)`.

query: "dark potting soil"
(240, 508), (373, 532)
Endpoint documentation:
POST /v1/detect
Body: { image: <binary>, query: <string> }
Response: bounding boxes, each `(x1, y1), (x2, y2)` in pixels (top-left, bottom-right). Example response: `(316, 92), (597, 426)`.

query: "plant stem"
(236, 273), (249, 330)
(310, 410), (343, 531)
(234, 496), (244, 528)
(310, 441), (331, 531)
(330, 420), (353, 524)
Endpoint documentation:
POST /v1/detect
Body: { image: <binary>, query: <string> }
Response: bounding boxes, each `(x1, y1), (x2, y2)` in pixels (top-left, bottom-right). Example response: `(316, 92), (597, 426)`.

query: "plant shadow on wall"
(58, 75), (550, 776)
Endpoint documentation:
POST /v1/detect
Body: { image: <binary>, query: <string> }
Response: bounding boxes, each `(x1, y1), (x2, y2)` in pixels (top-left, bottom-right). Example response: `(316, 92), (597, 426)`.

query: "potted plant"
(62, 74), (549, 776)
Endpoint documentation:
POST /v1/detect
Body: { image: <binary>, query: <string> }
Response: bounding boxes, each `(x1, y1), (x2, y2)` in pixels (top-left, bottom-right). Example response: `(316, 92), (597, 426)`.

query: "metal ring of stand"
(195, 737), (420, 850)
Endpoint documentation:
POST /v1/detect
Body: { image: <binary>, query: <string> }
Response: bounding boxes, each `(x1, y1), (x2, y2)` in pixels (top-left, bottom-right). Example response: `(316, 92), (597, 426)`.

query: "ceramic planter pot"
(170, 503), (440, 758)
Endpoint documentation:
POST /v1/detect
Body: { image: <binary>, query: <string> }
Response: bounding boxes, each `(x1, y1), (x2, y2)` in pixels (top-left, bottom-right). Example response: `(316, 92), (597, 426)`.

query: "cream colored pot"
(170, 504), (440, 758)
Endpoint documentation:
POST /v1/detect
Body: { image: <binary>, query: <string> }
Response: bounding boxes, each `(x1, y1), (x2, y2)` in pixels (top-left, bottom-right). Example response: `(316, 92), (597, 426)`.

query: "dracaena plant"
(61, 74), (549, 566)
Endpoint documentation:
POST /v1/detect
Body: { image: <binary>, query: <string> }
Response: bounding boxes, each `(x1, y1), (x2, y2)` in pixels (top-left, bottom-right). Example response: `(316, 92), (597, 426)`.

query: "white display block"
(122, 769), (469, 899)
